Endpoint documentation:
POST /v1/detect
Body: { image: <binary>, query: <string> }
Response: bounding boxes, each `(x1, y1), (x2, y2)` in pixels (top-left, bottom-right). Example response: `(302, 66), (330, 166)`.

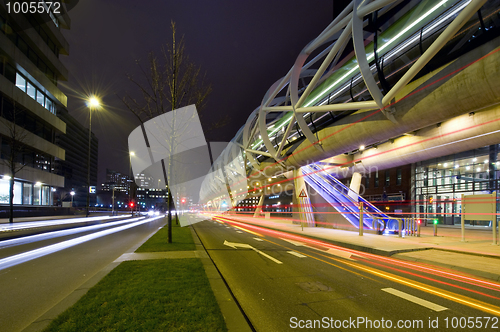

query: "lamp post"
(86, 96), (100, 217)
(129, 151), (135, 216)
(70, 191), (75, 207)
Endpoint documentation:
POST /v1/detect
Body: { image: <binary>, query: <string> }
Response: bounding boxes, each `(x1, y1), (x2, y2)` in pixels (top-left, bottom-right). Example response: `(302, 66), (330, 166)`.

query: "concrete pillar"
(253, 193), (265, 217)
(348, 172), (362, 201)
(294, 168), (315, 227)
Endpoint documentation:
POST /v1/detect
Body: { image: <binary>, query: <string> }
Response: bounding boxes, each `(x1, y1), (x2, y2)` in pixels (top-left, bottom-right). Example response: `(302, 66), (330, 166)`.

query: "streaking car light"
(0, 215), (163, 271)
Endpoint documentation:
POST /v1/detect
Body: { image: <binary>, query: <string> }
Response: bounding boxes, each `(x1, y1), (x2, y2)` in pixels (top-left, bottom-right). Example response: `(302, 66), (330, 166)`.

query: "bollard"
(493, 218), (497, 245)
(417, 220), (421, 237)
(433, 220), (438, 236)
(461, 194), (465, 242)
(398, 218), (402, 238)
(359, 202), (363, 236)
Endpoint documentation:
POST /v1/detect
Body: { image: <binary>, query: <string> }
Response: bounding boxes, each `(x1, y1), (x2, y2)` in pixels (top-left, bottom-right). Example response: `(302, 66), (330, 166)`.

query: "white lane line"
(224, 240), (283, 264)
(280, 237), (355, 260)
(287, 251), (307, 258)
(382, 288), (448, 312)
(254, 238), (264, 241)
(236, 231), (243, 233)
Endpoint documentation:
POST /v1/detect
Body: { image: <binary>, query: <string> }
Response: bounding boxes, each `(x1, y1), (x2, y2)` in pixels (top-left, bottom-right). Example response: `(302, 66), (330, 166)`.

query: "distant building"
(101, 169), (132, 194)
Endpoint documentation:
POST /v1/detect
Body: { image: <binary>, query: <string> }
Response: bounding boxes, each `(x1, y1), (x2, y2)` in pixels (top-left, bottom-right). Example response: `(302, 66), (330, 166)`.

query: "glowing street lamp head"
(88, 96), (100, 108)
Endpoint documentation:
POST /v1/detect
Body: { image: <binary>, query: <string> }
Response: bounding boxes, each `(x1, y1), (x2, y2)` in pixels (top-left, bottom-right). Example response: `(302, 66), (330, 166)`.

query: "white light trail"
(0, 215), (163, 271)
(0, 218), (142, 249)
(0, 215), (125, 232)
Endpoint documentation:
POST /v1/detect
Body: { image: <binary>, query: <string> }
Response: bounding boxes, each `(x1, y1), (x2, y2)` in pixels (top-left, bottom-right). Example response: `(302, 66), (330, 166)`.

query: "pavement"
(220, 215), (500, 282)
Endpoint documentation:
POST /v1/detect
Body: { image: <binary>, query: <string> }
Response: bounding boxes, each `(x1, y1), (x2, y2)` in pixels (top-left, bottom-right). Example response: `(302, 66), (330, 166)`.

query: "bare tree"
(0, 103), (30, 223)
(123, 20), (212, 242)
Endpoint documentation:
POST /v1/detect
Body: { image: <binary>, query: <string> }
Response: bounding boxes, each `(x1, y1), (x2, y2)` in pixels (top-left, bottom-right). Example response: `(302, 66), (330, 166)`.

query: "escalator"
(302, 164), (399, 231)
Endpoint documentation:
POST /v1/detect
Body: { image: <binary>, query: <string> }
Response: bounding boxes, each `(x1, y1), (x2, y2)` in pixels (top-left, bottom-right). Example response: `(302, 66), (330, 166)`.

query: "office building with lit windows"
(54, 108), (98, 207)
(0, 4), (97, 213)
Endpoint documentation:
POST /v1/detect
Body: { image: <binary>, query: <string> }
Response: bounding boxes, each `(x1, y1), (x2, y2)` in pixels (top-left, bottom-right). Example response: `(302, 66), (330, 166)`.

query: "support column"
(253, 193), (265, 217)
(294, 168), (315, 227)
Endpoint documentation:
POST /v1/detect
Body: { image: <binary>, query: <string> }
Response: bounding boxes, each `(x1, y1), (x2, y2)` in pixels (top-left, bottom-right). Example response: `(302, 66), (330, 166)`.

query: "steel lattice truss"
(200, 0), (490, 205)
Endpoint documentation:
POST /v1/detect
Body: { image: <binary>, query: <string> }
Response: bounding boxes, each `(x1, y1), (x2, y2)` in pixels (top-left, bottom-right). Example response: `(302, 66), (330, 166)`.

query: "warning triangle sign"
(299, 189), (307, 198)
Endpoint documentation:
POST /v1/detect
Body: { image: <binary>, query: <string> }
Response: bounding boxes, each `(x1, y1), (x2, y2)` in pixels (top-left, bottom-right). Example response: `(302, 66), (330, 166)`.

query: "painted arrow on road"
(279, 238), (359, 261)
(223, 240), (283, 264)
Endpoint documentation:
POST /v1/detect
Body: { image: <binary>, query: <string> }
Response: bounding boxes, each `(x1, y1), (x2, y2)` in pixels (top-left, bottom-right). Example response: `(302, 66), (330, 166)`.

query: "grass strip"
(136, 223), (195, 252)
(43, 259), (227, 332)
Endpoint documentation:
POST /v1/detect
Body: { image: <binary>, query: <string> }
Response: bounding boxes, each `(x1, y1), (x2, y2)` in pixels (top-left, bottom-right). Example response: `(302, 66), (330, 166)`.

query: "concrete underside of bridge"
(257, 36), (500, 179)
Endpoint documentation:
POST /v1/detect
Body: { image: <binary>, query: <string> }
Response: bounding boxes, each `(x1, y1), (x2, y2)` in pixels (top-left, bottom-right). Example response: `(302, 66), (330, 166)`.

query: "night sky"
(59, 0), (350, 188)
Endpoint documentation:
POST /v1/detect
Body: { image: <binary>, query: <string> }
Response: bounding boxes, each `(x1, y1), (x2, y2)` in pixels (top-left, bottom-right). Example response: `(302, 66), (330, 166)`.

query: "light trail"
(220, 218), (500, 316)
(0, 218), (142, 250)
(0, 215), (126, 232)
(0, 215), (163, 271)
(214, 216), (500, 294)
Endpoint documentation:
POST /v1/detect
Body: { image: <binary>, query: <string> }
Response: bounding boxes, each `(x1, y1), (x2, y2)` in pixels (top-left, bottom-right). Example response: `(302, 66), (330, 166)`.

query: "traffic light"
(181, 197), (186, 204)
(433, 219), (438, 224)
(429, 196), (434, 204)
(130, 202), (135, 208)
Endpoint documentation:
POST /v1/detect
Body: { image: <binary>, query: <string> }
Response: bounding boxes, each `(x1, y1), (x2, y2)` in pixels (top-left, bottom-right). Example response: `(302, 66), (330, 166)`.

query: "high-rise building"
(0, 4), (98, 211)
(54, 108), (98, 207)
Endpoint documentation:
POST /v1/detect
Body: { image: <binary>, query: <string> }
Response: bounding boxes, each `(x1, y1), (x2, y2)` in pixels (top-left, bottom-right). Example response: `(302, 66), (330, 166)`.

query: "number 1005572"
(444, 317), (498, 329)
(6, 1), (61, 14)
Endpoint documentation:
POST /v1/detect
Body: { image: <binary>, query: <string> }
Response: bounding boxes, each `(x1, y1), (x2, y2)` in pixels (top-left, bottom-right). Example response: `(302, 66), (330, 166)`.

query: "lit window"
(15, 73), (26, 92)
(36, 91), (45, 107)
(45, 98), (54, 114)
(27, 82), (36, 99)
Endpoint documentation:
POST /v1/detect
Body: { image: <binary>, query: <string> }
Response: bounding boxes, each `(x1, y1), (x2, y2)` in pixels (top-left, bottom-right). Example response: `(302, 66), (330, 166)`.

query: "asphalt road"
(0, 216), (167, 332)
(193, 219), (500, 331)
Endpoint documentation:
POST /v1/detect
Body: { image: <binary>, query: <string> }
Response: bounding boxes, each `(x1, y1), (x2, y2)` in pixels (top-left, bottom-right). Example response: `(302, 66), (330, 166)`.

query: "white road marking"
(382, 288), (448, 312)
(287, 251), (307, 258)
(253, 238), (264, 241)
(236, 231), (243, 233)
(224, 240), (283, 264)
(280, 238), (355, 260)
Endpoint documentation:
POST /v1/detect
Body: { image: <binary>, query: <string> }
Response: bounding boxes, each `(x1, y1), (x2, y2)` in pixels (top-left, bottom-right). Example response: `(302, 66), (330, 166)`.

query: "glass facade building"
(414, 145), (499, 225)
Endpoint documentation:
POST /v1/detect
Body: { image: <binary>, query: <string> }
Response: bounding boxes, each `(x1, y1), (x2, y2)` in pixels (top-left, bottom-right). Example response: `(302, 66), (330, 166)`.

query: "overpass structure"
(200, 0), (500, 230)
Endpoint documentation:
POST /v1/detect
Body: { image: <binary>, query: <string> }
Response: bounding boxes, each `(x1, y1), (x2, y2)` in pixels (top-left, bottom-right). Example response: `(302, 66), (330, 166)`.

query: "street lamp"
(70, 191), (75, 207)
(129, 151), (135, 216)
(86, 96), (100, 217)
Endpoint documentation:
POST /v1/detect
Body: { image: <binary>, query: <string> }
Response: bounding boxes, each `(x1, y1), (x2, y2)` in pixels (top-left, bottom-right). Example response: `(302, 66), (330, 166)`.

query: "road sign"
(299, 189), (307, 198)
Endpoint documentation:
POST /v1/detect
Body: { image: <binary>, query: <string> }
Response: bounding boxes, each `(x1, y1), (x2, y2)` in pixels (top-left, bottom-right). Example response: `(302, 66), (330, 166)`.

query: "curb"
(190, 226), (254, 332)
(394, 254), (500, 282)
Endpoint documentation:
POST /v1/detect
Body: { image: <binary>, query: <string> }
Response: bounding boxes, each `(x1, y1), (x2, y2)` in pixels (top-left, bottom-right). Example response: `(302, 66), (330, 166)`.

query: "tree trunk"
(167, 188), (172, 243)
(9, 176), (14, 223)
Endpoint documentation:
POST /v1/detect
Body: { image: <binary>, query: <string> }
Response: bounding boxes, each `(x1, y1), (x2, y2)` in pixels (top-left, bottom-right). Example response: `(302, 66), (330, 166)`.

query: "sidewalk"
(225, 215), (500, 281)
